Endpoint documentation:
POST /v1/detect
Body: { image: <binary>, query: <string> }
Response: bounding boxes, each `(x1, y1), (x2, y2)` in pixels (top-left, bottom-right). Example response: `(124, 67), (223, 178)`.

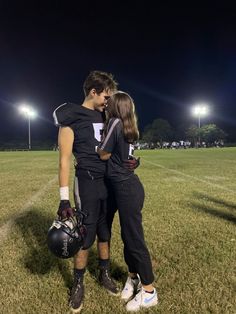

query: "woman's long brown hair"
(105, 91), (139, 143)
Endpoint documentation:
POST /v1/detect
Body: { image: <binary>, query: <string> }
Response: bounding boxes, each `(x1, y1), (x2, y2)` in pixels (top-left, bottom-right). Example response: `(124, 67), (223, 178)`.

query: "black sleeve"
(99, 118), (121, 153)
(52, 102), (80, 127)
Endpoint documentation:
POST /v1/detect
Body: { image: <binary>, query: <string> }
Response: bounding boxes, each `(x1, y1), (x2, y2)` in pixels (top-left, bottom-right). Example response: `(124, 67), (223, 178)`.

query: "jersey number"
(93, 123), (104, 142)
(128, 144), (134, 158)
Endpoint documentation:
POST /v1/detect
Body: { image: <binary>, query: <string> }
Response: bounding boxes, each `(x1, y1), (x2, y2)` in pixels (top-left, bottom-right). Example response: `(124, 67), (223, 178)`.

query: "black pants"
(109, 174), (154, 285)
(74, 169), (110, 249)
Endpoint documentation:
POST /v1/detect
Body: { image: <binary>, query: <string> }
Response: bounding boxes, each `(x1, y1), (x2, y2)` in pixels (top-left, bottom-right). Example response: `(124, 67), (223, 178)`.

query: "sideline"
(142, 159), (235, 193)
(0, 175), (58, 243)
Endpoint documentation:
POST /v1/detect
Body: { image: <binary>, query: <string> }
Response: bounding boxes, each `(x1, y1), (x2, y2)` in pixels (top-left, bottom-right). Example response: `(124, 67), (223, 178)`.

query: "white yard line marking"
(142, 159), (235, 193)
(0, 175), (58, 243)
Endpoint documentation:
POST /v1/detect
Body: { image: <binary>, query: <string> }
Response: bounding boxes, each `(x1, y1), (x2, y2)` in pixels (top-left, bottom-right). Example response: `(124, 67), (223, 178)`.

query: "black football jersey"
(99, 118), (135, 182)
(53, 103), (106, 173)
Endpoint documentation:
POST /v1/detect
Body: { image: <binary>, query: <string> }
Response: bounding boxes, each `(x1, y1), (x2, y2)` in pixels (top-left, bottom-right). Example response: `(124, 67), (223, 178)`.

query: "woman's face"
(105, 96), (115, 117)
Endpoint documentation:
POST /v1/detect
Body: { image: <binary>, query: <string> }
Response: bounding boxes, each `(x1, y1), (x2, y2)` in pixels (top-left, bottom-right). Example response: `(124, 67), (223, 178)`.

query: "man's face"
(93, 90), (113, 112)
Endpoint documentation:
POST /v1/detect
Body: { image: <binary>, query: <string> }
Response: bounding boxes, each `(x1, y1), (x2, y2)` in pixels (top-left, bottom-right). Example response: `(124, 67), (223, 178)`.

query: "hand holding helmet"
(57, 200), (75, 219)
(47, 210), (87, 259)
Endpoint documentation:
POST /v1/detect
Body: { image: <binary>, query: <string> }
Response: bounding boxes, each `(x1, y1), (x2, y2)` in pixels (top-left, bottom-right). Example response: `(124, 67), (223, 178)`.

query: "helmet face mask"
(47, 212), (86, 259)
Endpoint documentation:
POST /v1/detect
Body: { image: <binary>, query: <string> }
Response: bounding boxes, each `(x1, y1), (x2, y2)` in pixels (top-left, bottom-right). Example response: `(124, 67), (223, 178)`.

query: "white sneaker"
(126, 287), (158, 312)
(121, 276), (141, 301)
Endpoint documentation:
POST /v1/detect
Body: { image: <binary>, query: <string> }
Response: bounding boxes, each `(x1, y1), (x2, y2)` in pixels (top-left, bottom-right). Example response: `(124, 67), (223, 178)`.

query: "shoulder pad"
(53, 103), (81, 126)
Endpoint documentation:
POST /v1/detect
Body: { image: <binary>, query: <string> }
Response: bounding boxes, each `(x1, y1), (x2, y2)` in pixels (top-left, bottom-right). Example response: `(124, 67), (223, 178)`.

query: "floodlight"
(19, 104), (37, 150)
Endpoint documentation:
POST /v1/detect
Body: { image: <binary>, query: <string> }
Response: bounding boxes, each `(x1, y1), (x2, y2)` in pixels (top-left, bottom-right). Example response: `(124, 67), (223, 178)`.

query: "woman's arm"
(96, 147), (111, 160)
(97, 118), (120, 160)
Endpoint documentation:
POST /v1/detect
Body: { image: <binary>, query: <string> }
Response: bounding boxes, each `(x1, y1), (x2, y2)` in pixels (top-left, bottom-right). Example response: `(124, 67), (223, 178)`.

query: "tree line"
(141, 118), (227, 148)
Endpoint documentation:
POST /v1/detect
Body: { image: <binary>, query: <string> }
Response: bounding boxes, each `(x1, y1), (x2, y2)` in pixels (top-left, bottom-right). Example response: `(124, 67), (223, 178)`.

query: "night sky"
(1, 2), (236, 146)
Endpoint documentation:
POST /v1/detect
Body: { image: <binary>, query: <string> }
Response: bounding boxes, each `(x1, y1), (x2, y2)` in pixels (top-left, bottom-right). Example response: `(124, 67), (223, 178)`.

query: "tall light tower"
(19, 105), (37, 150)
(192, 104), (209, 145)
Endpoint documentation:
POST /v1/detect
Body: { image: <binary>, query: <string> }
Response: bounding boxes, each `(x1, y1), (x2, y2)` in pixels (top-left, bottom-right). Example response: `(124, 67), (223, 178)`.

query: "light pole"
(19, 105), (37, 150)
(192, 104), (209, 145)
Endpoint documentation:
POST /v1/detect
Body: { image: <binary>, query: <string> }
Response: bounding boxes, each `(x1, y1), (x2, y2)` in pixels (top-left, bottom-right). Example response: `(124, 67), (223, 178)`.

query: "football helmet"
(47, 211), (86, 259)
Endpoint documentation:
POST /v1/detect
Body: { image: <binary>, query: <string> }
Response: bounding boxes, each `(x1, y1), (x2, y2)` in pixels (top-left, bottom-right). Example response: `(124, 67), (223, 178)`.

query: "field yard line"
(0, 175), (58, 244)
(142, 159), (235, 193)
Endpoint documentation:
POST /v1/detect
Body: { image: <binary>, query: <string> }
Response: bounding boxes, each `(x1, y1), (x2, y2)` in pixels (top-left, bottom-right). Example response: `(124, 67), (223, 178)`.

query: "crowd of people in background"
(137, 139), (225, 150)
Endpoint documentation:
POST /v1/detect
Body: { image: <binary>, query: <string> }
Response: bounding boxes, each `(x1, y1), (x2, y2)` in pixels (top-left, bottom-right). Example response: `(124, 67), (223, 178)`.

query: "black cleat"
(99, 268), (120, 296)
(69, 278), (84, 313)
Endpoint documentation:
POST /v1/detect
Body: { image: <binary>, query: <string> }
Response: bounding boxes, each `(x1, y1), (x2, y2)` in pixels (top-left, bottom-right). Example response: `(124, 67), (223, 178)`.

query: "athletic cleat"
(121, 276), (141, 301)
(69, 278), (84, 313)
(126, 287), (158, 312)
(99, 268), (120, 296)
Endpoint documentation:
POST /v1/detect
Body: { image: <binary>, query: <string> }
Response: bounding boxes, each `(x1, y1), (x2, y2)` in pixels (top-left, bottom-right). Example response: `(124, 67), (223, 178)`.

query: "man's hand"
(57, 200), (75, 219)
(123, 157), (140, 171)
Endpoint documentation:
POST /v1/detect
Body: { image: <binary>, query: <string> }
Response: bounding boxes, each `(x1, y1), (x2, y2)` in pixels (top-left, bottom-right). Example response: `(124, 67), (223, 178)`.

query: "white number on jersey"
(93, 123), (104, 142)
(128, 144), (134, 158)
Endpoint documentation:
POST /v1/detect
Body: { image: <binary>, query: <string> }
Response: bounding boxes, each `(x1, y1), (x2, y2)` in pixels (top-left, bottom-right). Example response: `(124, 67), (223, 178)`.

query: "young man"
(53, 71), (119, 313)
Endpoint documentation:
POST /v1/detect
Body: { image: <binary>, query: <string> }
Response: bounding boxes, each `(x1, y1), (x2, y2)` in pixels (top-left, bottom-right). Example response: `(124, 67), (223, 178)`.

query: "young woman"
(97, 91), (158, 312)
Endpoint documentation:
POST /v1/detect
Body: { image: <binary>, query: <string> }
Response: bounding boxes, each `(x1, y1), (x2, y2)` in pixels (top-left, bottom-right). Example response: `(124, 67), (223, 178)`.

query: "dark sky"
(1, 2), (236, 145)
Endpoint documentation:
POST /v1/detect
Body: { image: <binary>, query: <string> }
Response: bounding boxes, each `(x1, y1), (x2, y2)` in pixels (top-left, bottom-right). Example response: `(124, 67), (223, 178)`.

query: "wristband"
(59, 186), (69, 200)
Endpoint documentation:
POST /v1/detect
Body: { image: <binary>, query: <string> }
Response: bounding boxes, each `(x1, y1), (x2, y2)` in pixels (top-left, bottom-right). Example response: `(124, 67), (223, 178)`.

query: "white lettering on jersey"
(128, 144), (134, 159)
(93, 123), (104, 142)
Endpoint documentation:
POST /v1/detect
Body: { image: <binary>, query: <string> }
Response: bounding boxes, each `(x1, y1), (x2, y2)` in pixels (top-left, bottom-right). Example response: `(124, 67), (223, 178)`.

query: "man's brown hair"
(83, 70), (118, 96)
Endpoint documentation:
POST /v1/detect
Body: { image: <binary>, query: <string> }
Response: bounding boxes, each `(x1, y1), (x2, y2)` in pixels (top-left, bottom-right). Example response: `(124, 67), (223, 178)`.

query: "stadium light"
(192, 103), (209, 145)
(192, 104), (209, 128)
(19, 104), (37, 150)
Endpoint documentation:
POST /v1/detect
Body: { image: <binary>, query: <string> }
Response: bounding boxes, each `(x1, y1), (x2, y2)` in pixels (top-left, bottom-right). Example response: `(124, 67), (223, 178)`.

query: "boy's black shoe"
(69, 278), (84, 313)
(99, 268), (120, 296)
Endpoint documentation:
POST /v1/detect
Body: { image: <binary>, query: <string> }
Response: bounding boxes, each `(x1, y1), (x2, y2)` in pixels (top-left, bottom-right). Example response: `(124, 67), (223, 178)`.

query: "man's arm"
(123, 156), (140, 170)
(57, 126), (75, 218)
(58, 126), (74, 187)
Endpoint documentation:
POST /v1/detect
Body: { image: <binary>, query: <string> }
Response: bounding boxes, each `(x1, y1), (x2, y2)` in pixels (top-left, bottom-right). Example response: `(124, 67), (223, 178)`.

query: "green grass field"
(0, 148), (235, 314)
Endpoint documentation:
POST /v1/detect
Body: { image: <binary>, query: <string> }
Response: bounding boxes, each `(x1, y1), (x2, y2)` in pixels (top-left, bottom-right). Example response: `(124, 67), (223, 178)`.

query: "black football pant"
(108, 174), (154, 285)
(74, 169), (110, 249)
